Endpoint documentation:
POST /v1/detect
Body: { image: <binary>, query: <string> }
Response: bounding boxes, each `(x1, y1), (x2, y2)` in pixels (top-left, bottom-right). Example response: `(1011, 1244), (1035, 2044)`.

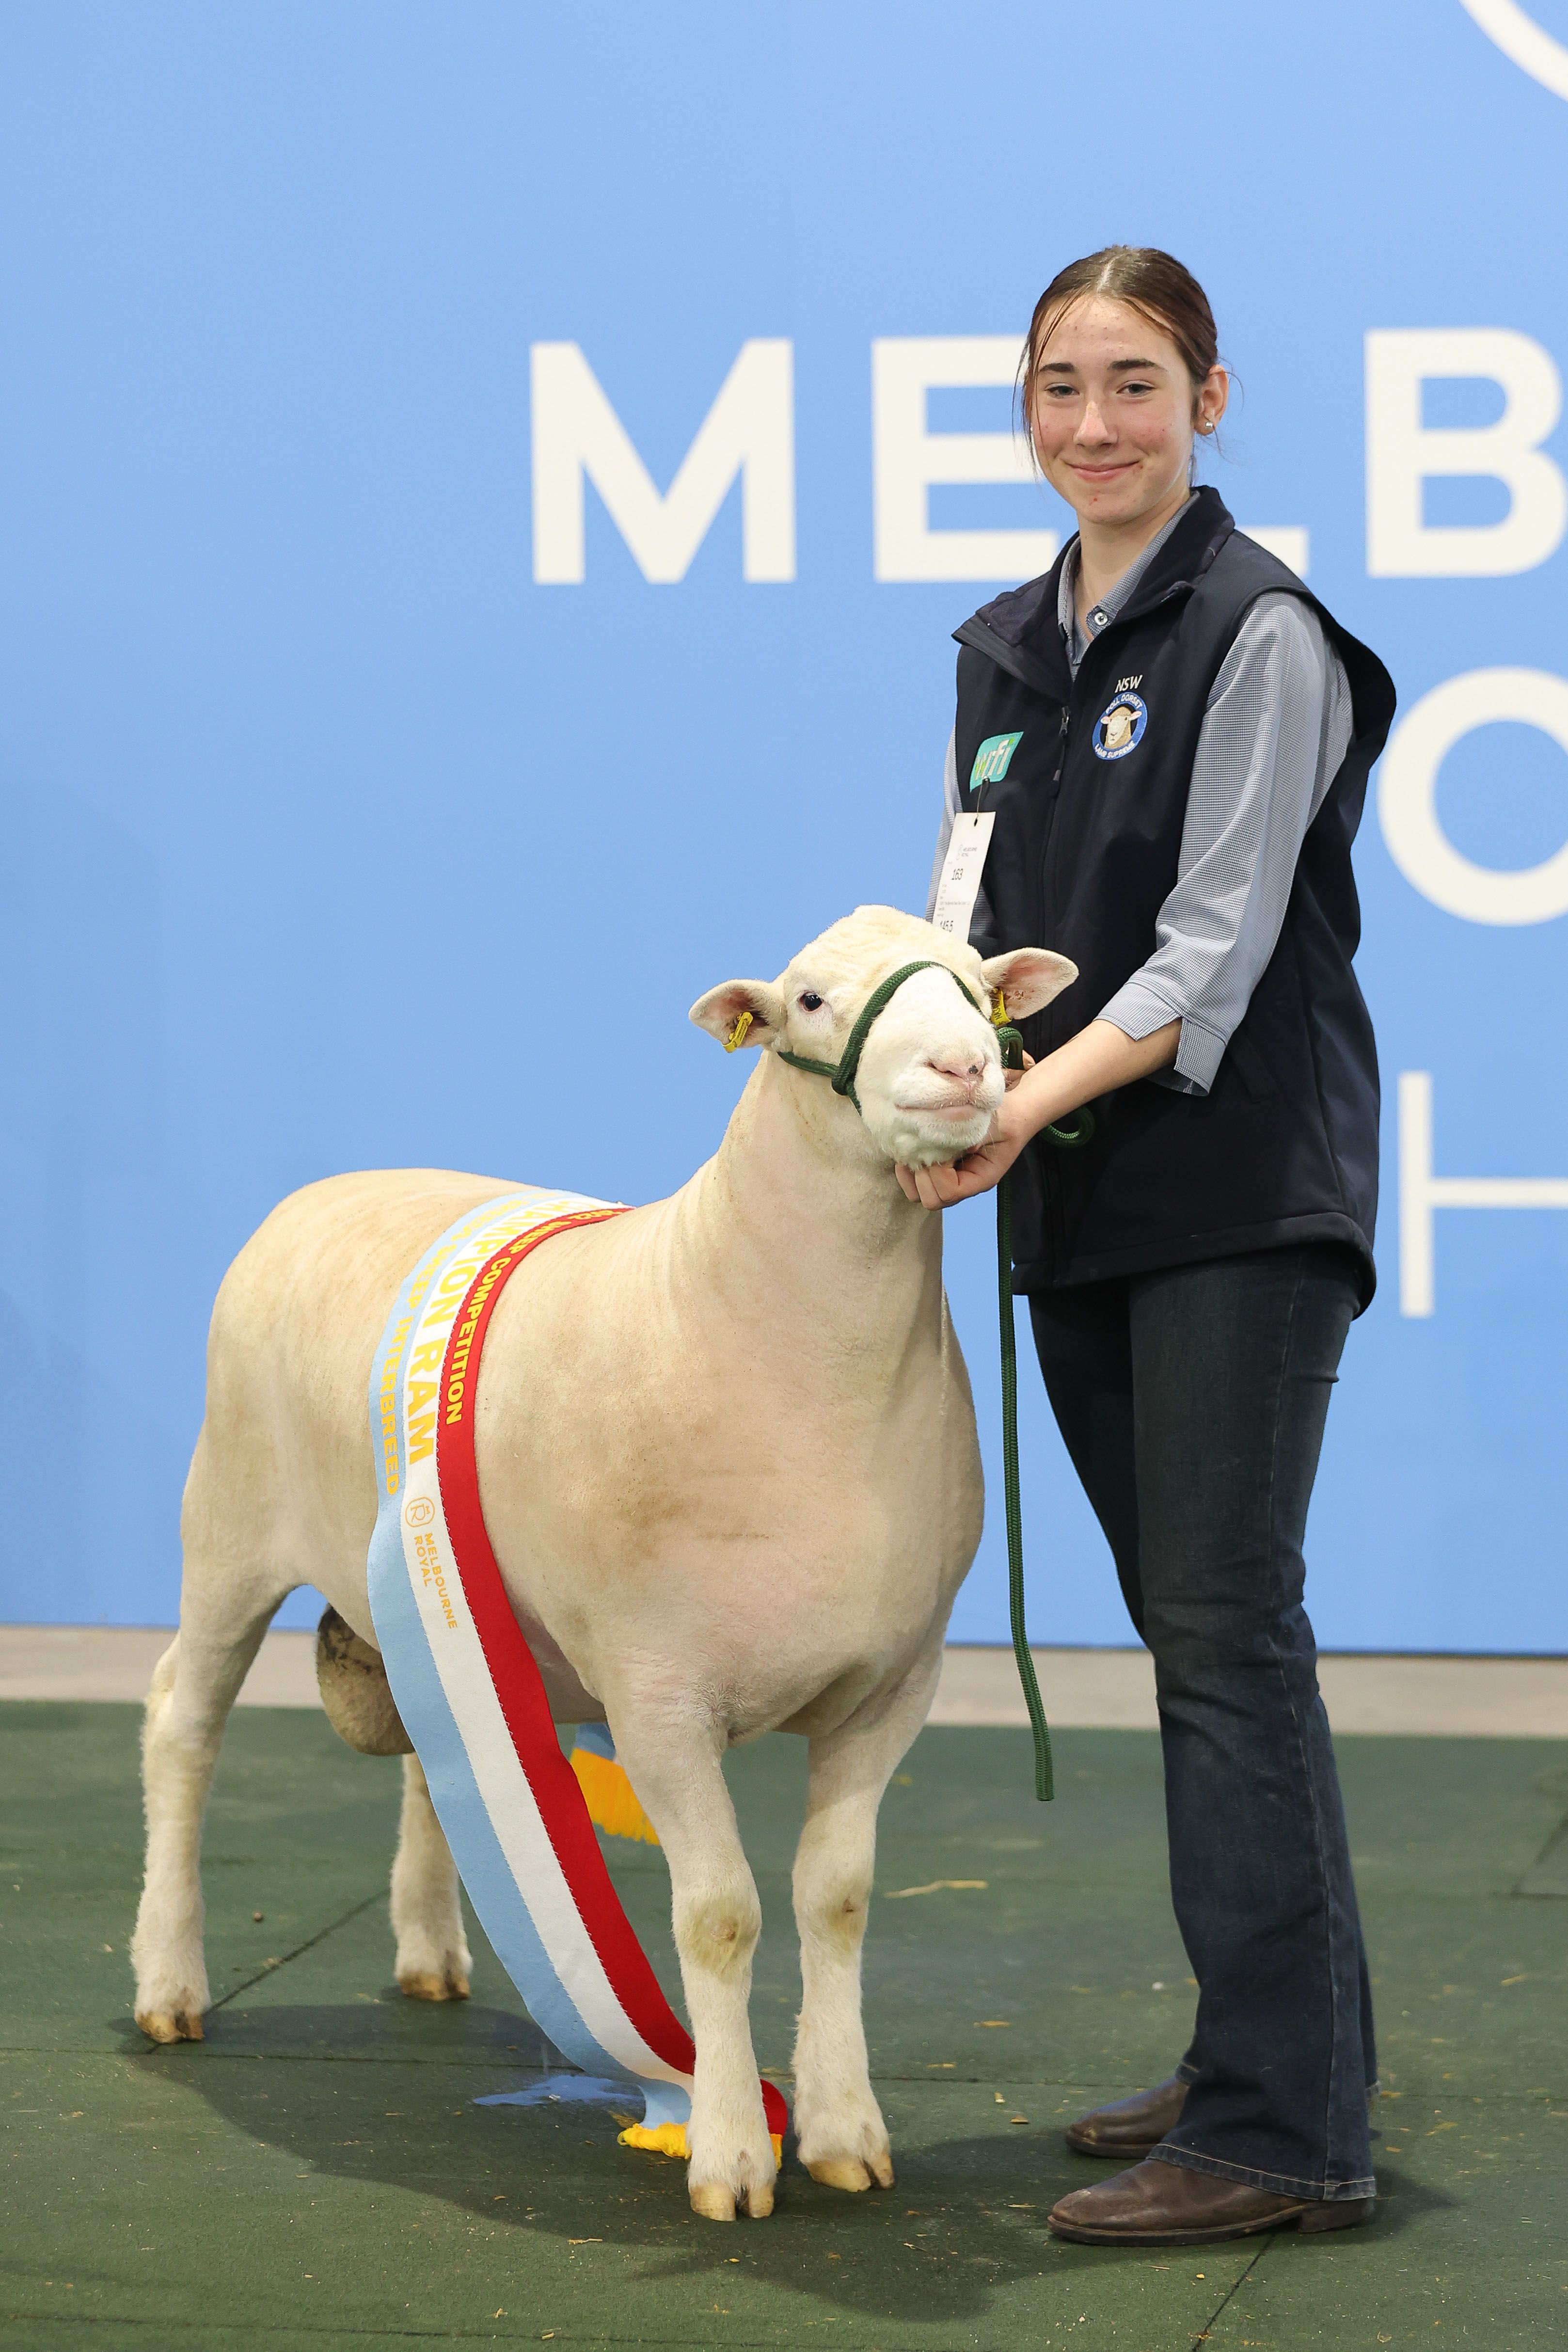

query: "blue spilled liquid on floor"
(475, 2073), (631, 2109)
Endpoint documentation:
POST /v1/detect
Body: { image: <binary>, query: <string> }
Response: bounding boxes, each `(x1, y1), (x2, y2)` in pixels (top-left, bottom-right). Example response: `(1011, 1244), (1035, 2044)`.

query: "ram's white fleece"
(131, 905), (1074, 2223)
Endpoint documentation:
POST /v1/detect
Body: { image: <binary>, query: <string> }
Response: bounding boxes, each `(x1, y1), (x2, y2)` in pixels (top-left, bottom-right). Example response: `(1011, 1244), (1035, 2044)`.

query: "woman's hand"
(894, 1017), (1181, 1212)
(895, 1087), (1034, 1208)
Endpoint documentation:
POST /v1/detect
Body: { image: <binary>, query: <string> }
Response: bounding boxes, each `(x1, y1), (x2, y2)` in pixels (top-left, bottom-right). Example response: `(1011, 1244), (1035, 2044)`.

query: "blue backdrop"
(4, 1), (1567, 1651)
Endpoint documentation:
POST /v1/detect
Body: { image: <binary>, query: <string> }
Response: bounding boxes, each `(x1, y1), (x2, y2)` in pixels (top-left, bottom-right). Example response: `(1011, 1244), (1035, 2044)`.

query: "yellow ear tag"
(991, 989), (1009, 1027)
(725, 1010), (753, 1052)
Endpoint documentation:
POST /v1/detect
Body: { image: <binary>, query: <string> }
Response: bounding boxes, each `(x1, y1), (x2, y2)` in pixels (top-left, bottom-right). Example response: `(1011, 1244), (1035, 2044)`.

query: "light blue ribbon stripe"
(364, 1202), (648, 2096)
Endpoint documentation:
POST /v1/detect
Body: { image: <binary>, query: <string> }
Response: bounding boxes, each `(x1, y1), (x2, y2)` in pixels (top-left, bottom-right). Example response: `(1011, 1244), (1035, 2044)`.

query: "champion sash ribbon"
(366, 1190), (787, 2153)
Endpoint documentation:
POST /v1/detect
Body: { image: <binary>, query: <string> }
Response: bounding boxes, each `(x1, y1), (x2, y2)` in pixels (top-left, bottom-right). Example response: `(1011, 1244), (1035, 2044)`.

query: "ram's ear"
(689, 978), (787, 1049)
(979, 947), (1078, 1021)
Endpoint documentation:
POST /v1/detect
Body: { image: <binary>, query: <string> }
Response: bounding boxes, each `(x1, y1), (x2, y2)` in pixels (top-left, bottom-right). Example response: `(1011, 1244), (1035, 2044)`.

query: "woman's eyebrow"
(1036, 357), (1165, 375)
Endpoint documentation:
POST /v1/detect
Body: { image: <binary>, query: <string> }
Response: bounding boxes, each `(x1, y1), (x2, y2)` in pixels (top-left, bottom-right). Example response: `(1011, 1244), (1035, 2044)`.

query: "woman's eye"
(799, 991), (824, 1012)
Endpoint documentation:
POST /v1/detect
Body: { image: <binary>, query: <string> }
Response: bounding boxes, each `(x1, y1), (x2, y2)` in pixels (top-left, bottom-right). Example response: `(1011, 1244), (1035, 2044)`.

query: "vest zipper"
(1033, 627), (1144, 1275)
(1035, 704), (1076, 1272)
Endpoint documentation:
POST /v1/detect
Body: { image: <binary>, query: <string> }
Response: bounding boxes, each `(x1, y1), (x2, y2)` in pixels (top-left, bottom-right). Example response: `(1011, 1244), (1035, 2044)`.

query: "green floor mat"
(1, 1701), (1564, 2349)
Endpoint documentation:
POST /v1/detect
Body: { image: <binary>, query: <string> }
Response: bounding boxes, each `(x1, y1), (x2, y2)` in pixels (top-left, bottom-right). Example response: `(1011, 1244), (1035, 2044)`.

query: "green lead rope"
(993, 1023), (1054, 1803)
(776, 960), (1064, 1802)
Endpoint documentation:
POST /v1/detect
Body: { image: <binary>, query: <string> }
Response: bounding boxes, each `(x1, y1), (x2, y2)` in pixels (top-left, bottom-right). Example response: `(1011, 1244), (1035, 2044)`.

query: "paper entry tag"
(930, 811), (995, 941)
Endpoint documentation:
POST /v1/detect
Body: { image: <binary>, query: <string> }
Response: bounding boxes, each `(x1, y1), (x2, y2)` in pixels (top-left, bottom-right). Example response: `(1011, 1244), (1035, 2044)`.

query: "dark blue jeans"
(1030, 1243), (1376, 2202)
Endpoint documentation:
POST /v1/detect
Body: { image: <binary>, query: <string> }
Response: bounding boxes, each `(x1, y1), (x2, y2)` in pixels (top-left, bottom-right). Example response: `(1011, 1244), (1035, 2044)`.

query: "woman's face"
(1028, 294), (1227, 533)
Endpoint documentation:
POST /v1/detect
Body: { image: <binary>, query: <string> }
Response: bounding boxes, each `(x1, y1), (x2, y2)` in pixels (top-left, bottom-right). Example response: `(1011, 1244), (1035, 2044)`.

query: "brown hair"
(1019, 245), (1222, 436)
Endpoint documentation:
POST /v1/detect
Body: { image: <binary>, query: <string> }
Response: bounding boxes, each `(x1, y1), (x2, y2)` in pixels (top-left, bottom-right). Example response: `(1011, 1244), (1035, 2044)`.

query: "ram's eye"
(798, 991), (824, 1012)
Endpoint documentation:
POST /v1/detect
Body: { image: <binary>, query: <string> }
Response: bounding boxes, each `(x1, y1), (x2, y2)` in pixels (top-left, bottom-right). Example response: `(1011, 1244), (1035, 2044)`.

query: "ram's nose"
(927, 1052), (986, 1095)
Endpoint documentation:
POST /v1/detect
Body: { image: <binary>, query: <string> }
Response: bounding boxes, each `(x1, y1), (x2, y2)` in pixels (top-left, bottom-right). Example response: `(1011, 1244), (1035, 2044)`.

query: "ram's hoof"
(688, 2178), (775, 2221)
(806, 2149), (894, 2192)
(136, 2008), (204, 2045)
(397, 1968), (470, 2002)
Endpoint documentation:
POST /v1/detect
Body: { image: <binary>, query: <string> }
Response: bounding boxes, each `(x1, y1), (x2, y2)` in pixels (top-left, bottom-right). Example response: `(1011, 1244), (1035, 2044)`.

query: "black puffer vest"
(954, 488), (1396, 1306)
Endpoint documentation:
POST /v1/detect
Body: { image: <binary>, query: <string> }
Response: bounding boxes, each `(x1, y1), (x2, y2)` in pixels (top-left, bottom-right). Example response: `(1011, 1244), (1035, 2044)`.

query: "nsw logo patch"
(969, 731), (1023, 792)
(1093, 691), (1148, 761)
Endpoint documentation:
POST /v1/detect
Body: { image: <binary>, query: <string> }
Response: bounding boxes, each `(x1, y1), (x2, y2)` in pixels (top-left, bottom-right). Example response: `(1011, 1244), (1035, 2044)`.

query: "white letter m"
(531, 340), (794, 584)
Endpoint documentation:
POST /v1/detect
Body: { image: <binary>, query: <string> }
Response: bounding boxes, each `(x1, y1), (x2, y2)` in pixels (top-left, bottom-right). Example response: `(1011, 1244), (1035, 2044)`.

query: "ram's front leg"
(609, 1711), (776, 2222)
(791, 1649), (942, 2192)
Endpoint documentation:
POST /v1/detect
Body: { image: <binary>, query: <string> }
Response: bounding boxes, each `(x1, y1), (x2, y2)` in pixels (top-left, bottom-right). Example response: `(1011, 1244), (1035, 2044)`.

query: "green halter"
(775, 957), (1094, 1150)
(775, 959), (987, 1112)
(772, 956), (1056, 1803)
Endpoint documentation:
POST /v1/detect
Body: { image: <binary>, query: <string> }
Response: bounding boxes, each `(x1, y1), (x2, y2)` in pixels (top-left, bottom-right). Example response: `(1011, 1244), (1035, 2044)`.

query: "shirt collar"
(1058, 496), (1192, 667)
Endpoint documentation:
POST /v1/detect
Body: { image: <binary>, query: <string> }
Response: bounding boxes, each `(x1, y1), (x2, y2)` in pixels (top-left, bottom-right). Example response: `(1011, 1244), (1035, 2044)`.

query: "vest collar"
(954, 486), (1236, 702)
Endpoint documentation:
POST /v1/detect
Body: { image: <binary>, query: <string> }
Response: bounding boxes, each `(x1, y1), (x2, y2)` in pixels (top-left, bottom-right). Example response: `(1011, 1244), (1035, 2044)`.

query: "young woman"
(911, 247), (1396, 2247)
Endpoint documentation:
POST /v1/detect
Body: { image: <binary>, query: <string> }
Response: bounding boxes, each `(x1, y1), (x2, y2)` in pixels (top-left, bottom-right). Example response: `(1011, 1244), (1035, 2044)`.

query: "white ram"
(131, 904), (1074, 2220)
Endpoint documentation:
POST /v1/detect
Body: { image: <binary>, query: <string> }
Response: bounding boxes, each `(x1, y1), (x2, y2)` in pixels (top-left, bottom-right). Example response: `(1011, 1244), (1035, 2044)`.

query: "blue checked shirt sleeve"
(1098, 595), (1354, 1095)
(924, 729), (963, 920)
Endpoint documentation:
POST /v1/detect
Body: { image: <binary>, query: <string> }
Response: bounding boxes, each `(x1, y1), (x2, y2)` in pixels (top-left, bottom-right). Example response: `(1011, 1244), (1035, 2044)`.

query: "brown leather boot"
(1048, 2158), (1375, 2245)
(1065, 2075), (1188, 2159)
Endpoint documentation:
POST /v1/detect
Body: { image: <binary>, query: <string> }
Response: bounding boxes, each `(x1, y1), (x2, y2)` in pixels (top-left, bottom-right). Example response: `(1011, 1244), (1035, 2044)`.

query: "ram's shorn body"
(132, 906), (1075, 2220)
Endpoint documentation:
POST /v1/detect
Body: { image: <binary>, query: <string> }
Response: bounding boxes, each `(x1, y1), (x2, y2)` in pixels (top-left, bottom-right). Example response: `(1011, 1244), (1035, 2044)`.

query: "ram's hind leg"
(791, 1649), (942, 2191)
(131, 1506), (284, 2042)
(392, 1754), (472, 2000)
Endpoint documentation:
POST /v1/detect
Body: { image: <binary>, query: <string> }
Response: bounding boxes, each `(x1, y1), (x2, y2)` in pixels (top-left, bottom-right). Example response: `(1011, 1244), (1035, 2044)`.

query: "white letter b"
(1366, 327), (1566, 578)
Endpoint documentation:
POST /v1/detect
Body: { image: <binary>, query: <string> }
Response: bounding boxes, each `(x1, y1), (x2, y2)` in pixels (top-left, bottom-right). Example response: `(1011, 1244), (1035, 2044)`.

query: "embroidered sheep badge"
(1093, 688), (1148, 760)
